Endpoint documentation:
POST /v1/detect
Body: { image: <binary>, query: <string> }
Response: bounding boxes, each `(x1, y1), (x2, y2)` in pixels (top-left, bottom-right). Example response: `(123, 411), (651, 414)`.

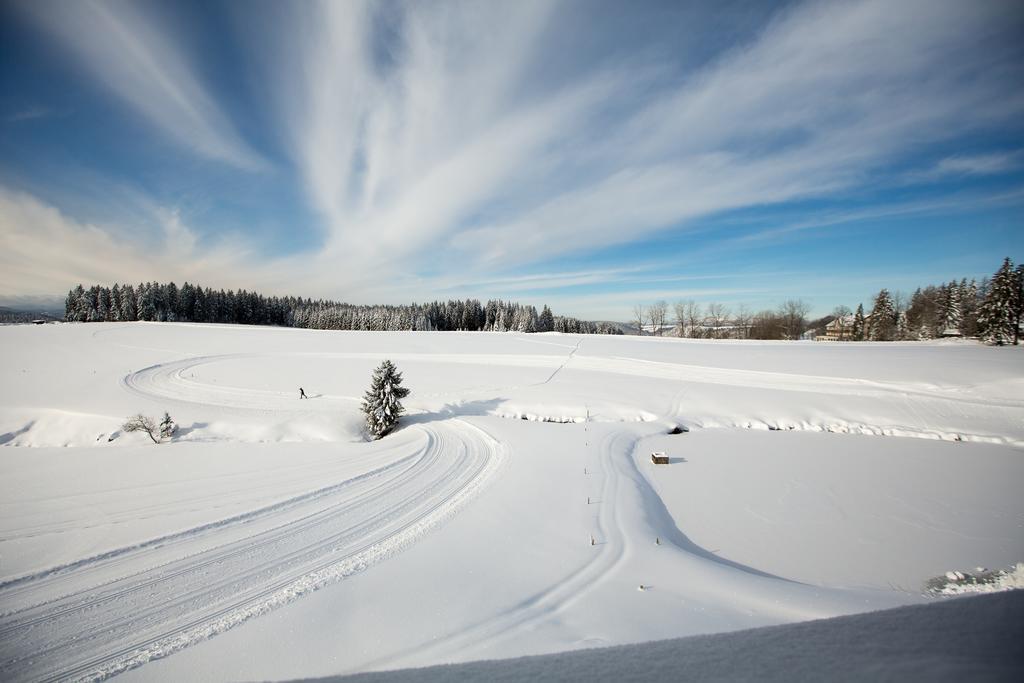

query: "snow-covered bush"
(361, 360), (410, 440)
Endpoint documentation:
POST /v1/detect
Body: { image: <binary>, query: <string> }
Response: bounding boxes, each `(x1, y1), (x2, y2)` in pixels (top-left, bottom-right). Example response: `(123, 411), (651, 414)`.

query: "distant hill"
(0, 306), (60, 324)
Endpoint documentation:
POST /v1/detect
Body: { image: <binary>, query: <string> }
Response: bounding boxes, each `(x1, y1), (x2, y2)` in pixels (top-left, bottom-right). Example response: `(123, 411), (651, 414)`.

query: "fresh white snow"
(0, 322), (1021, 681)
(276, 591), (1024, 683)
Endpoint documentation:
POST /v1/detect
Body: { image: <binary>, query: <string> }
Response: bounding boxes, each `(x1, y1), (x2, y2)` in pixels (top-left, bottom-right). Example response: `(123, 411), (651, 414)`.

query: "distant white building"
(817, 314), (856, 342)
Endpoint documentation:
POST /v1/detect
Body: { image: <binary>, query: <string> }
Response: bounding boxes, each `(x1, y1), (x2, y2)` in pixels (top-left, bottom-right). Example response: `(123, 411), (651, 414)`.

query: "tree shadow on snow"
(0, 421), (33, 445)
(398, 398), (507, 428)
(173, 422), (209, 439)
(625, 453), (799, 584)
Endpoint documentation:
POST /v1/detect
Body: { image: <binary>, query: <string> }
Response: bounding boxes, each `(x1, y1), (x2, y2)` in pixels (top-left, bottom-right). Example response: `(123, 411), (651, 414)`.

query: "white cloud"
(933, 152), (1022, 177)
(728, 185), (1024, 246)
(4, 0), (1022, 318)
(19, 0), (266, 170)
(0, 188), (268, 296)
(260, 0), (1024, 281)
(450, 0), (1024, 267)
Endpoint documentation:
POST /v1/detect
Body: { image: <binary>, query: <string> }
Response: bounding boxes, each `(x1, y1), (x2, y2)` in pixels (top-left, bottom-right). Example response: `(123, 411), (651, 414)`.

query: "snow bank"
(929, 563), (1024, 596)
(293, 591), (1024, 683)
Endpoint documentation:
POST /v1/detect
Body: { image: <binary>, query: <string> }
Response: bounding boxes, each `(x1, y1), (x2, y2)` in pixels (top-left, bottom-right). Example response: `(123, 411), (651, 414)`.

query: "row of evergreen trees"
(853, 257), (1022, 344)
(63, 281), (622, 335)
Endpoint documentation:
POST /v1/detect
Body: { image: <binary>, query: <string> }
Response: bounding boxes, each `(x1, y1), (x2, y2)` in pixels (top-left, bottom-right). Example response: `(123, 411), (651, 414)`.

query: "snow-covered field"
(0, 323), (1021, 681)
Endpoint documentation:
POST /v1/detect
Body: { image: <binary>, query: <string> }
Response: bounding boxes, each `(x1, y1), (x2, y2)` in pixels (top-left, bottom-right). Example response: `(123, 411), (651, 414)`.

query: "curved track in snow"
(121, 353), (357, 414)
(0, 417), (503, 682)
(378, 428), (639, 667)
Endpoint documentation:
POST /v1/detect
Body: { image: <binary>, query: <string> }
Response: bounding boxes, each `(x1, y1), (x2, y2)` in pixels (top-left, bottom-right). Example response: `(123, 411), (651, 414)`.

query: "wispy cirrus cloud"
(256, 0), (1024, 285)
(1, 0), (1021, 317)
(729, 185), (1024, 246)
(17, 0), (266, 170)
(5, 105), (58, 123)
(932, 152), (1022, 177)
(449, 0), (1024, 268)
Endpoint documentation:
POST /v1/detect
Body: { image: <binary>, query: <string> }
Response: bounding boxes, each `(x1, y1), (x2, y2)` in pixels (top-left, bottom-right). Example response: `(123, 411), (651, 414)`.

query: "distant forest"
(63, 282), (623, 335)
(632, 256), (1023, 345)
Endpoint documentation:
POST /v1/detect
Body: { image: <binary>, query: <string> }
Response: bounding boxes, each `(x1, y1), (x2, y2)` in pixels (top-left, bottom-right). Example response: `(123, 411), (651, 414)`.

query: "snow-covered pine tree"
(942, 282), (962, 336)
(97, 287), (112, 321)
(896, 310), (909, 341)
(110, 284), (122, 322)
(538, 305), (555, 332)
(978, 257), (1019, 345)
(852, 303), (865, 341)
(120, 284), (136, 321)
(960, 279), (979, 337)
(1016, 264), (1024, 345)
(65, 285), (85, 322)
(868, 289), (896, 341)
(361, 360), (411, 439)
(159, 412), (177, 440)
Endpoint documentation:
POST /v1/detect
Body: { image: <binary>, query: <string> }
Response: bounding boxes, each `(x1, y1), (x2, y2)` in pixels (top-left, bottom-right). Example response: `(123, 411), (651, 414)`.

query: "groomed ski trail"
(372, 428), (637, 669)
(0, 420), (505, 683)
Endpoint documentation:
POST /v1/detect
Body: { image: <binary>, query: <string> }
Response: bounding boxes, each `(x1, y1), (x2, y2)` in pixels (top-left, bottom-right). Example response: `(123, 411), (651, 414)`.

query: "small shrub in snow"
(122, 414), (161, 444)
(361, 360), (410, 440)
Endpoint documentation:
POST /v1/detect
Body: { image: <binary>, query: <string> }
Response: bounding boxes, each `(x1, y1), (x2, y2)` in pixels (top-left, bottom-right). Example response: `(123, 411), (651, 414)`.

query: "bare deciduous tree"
(632, 304), (646, 335)
(779, 299), (811, 340)
(122, 414), (161, 444)
(734, 303), (752, 339)
(750, 309), (784, 339)
(892, 290), (908, 317)
(650, 300), (668, 335)
(706, 302), (730, 338)
(673, 301), (687, 337)
(684, 300), (703, 338)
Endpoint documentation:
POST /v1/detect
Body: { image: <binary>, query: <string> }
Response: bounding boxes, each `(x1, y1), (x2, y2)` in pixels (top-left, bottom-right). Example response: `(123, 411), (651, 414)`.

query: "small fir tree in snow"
(361, 360), (411, 439)
(159, 412), (177, 440)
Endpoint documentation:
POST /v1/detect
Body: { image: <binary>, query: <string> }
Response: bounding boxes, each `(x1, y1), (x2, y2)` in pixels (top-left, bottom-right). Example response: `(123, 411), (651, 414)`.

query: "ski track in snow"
(370, 428), (637, 670)
(0, 417), (504, 682)
(120, 350), (1024, 433)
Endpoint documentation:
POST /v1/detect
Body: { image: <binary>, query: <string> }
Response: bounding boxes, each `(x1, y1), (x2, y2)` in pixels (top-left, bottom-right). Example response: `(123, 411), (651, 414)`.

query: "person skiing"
(299, 387), (307, 399)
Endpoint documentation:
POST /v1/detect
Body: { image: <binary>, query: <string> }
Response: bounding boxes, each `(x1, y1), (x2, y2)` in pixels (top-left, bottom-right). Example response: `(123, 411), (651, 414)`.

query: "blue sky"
(0, 0), (1022, 320)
